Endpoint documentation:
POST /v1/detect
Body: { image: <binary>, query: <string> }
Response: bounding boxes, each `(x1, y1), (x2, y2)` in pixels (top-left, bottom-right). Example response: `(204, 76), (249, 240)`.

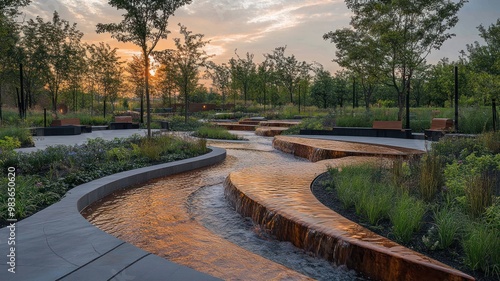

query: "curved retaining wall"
(0, 147), (226, 281)
(273, 135), (424, 162)
(224, 160), (474, 281)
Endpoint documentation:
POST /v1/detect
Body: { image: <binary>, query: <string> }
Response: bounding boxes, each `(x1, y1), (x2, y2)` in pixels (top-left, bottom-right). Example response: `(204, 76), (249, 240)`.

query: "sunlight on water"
(84, 133), (364, 280)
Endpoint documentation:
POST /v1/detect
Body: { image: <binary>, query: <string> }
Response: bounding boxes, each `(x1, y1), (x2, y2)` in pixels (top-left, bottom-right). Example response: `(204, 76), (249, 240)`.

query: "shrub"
(0, 127), (34, 147)
(167, 116), (203, 131)
(432, 136), (485, 164)
(193, 125), (242, 140)
(390, 193), (426, 243)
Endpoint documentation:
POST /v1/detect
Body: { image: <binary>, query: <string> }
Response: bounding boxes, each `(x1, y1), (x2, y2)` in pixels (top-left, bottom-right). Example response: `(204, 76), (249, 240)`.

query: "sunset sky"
(21, 0), (500, 74)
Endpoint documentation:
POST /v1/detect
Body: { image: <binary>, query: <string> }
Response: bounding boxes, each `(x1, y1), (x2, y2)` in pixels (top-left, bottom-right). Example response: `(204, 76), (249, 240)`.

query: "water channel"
(83, 132), (364, 280)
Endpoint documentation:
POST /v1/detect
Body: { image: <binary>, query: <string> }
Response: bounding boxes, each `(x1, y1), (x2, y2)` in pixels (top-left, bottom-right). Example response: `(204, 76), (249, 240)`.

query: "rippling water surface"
(83, 132), (363, 280)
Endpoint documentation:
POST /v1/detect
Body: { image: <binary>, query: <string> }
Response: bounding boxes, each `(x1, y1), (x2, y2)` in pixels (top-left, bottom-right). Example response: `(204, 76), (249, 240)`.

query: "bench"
(37, 118), (91, 136)
(109, 115), (140, 130)
(425, 118), (454, 141)
(372, 120), (403, 130)
(50, 118), (80, 127)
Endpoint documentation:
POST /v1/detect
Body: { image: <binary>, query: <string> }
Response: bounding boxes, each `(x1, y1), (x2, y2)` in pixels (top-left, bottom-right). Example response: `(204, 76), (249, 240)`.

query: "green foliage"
(432, 136), (485, 164)
(0, 136), (20, 150)
(433, 207), (462, 249)
(282, 117), (324, 135)
(358, 182), (394, 225)
(330, 164), (394, 224)
(0, 127), (34, 147)
(418, 153), (443, 202)
(193, 125), (242, 140)
(167, 116), (203, 131)
(462, 223), (500, 277)
(464, 171), (496, 218)
(390, 193), (426, 243)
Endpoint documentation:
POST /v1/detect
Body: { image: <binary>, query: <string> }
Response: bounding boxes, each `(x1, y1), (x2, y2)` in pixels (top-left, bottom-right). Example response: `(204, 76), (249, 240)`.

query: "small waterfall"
(333, 240), (352, 266)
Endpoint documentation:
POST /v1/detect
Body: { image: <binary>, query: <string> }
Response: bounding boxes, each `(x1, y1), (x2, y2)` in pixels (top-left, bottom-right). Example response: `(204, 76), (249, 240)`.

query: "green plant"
(357, 182), (393, 225)
(465, 171), (495, 218)
(418, 153), (442, 202)
(462, 223), (500, 276)
(0, 127), (34, 147)
(479, 131), (500, 154)
(194, 125), (242, 140)
(433, 207), (462, 249)
(390, 193), (426, 243)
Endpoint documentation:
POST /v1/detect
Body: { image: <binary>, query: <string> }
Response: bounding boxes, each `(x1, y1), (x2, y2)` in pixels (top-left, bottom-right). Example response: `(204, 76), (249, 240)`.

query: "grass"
(418, 153), (442, 202)
(390, 193), (426, 243)
(462, 223), (500, 275)
(193, 125), (243, 140)
(433, 206), (462, 249)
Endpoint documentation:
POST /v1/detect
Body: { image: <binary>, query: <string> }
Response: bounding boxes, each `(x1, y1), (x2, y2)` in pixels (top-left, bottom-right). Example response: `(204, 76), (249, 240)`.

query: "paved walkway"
(17, 129), (157, 153)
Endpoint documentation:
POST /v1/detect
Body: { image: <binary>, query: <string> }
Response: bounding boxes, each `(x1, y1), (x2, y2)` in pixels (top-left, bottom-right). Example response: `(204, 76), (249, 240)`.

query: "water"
(83, 132), (363, 280)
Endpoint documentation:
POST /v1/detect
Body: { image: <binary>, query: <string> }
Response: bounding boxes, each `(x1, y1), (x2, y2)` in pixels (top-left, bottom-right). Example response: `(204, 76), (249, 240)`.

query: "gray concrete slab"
(17, 129), (158, 153)
(0, 146), (225, 281)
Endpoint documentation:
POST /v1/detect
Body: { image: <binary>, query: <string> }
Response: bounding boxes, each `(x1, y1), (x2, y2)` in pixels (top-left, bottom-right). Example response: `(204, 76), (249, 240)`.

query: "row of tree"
(1, 0), (498, 131)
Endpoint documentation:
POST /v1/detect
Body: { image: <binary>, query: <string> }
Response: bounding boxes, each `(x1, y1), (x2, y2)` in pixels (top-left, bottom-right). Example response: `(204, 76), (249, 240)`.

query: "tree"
(325, 0), (466, 127)
(229, 50), (256, 105)
(255, 59), (274, 110)
(97, 0), (192, 137)
(125, 55), (146, 122)
(0, 0), (30, 16)
(311, 66), (335, 109)
(87, 43), (123, 118)
(462, 19), (500, 104)
(22, 11), (84, 113)
(265, 46), (310, 106)
(155, 59), (177, 108)
(206, 62), (231, 106)
(155, 24), (211, 122)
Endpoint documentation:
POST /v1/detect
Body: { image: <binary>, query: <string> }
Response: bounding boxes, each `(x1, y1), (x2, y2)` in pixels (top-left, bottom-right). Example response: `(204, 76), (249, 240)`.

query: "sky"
(20, 0), (500, 75)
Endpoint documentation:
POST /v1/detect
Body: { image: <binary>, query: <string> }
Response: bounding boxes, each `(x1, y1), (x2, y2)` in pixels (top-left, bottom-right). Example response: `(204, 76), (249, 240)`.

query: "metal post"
(406, 79), (410, 129)
(493, 99), (497, 132)
(454, 66), (459, 132)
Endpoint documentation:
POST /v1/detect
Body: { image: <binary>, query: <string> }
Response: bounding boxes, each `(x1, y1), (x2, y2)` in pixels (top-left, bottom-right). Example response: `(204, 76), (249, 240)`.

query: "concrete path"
(17, 129), (157, 153)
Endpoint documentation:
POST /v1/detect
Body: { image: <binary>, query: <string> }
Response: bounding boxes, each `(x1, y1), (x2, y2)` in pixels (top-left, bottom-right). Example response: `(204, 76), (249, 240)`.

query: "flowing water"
(83, 132), (364, 280)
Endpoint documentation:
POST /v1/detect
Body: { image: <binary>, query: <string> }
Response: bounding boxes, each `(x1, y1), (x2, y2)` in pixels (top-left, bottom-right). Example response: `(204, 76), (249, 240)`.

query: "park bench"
(372, 120), (403, 130)
(304, 119), (412, 139)
(36, 118), (90, 136)
(109, 115), (140, 130)
(425, 118), (454, 141)
(50, 118), (81, 127)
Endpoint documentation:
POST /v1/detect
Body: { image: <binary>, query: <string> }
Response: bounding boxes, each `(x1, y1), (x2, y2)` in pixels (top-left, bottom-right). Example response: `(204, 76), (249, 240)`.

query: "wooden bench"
(429, 118), (454, 131)
(114, 116), (133, 123)
(425, 118), (454, 141)
(109, 115), (139, 130)
(50, 118), (80, 127)
(372, 120), (403, 130)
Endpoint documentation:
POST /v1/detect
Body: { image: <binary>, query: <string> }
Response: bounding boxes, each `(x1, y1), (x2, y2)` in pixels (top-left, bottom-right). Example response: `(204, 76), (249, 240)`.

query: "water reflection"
(83, 133), (363, 280)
